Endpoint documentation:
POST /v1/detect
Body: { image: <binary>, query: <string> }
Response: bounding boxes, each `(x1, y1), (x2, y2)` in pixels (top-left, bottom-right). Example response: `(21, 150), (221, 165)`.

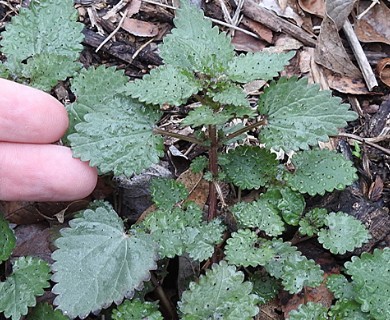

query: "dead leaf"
(258, 0), (304, 27)
(241, 17), (273, 43)
(368, 175), (384, 201)
(377, 58), (390, 87)
(323, 68), (369, 94)
(232, 30), (267, 52)
(326, 0), (357, 29)
(127, 0), (142, 16)
(121, 18), (159, 37)
(298, 0), (325, 17)
(177, 169), (209, 208)
(355, 0), (390, 45)
(315, 16), (361, 78)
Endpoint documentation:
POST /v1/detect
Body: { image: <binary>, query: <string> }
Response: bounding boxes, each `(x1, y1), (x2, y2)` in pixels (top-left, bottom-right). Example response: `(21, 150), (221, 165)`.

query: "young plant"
(0, 0), (382, 319)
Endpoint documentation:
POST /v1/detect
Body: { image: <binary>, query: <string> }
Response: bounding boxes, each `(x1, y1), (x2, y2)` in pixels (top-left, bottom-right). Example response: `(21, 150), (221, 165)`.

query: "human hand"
(0, 78), (98, 201)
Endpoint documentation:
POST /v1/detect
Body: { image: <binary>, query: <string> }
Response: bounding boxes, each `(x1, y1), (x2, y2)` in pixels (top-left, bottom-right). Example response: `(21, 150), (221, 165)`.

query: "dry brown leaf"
(355, 0), (390, 45)
(315, 16), (361, 78)
(127, 0), (142, 16)
(298, 0), (325, 17)
(241, 17), (273, 43)
(177, 169), (209, 208)
(121, 18), (159, 37)
(258, 0), (304, 27)
(323, 68), (369, 94)
(232, 30), (267, 52)
(368, 175), (384, 201)
(326, 0), (357, 29)
(377, 58), (390, 87)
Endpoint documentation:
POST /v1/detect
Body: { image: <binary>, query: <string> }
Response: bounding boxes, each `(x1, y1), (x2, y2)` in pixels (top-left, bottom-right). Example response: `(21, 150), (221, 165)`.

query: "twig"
(342, 20), (378, 91)
(335, 133), (390, 156)
(153, 127), (205, 145)
(356, 0), (380, 20)
(96, 9), (128, 53)
(141, 0), (259, 39)
(132, 37), (155, 60)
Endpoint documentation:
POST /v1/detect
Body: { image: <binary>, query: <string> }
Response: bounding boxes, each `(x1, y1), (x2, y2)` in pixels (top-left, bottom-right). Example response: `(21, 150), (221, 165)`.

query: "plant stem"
(208, 124), (218, 221)
(221, 118), (267, 145)
(153, 127), (204, 145)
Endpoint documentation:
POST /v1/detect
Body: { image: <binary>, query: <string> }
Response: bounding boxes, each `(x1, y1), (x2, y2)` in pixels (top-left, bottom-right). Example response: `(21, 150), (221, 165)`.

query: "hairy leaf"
(258, 77), (357, 152)
(178, 261), (259, 319)
(21, 53), (81, 91)
(326, 274), (355, 300)
(225, 229), (274, 267)
(284, 149), (358, 196)
(0, 257), (51, 320)
(264, 240), (323, 293)
(231, 199), (285, 237)
(159, 0), (234, 75)
(298, 208), (327, 236)
(51, 202), (158, 319)
(220, 146), (278, 189)
(151, 178), (188, 210)
(250, 272), (280, 305)
(182, 105), (231, 127)
(190, 155), (208, 173)
(127, 65), (201, 106)
(317, 212), (370, 254)
(288, 302), (328, 320)
(69, 95), (164, 176)
(227, 51), (295, 83)
(208, 84), (250, 107)
(0, 214), (16, 262)
(141, 203), (224, 260)
(345, 248), (390, 320)
(112, 299), (163, 320)
(28, 302), (69, 320)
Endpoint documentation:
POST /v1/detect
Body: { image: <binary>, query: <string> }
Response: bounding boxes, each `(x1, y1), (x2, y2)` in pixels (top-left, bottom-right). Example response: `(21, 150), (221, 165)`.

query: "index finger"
(0, 78), (69, 143)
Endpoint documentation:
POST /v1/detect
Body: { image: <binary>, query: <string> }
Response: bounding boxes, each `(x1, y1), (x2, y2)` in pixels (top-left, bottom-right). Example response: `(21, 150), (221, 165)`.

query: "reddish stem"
(207, 124), (218, 221)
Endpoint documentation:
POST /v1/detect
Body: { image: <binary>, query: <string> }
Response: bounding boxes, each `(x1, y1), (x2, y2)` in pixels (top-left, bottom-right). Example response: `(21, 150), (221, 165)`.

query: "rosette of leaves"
(284, 149), (358, 196)
(298, 208), (328, 236)
(112, 299), (163, 320)
(0, 257), (51, 320)
(178, 261), (259, 319)
(51, 202), (158, 319)
(0, 0), (84, 91)
(317, 212), (370, 254)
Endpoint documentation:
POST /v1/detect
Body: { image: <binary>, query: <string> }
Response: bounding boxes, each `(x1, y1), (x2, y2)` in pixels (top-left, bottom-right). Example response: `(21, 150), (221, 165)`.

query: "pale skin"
(0, 78), (98, 201)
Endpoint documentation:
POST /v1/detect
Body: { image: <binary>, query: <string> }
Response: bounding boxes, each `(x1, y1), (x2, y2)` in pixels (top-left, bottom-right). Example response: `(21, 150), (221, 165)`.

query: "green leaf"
(329, 299), (372, 320)
(288, 302), (328, 320)
(258, 77), (357, 152)
(249, 272), (280, 305)
(263, 239), (323, 293)
(345, 248), (390, 320)
(0, 214), (16, 262)
(208, 84), (250, 107)
(127, 65), (201, 106)
(227, 51), (295, 83)
(51, 202), (158, 319)
(190, 156), (208, 173)
(21, 53), (81, 91)
(66, 66), (128, 138)
(225, 229), (275, 267)
(182, 105), (231, 127)
(178, 261), (259, 320)
(159, 0), (234, 75)
(231, 199), (285, 237)
(151, 178), (188, 209)
(317, 212), (370, 254)
(28, 302), (69, 320)
(326, 274), (355, 300)
(1, 0), (83, 62)
(69, 95), (164, 176)
(284, 149), (358, 196)
(0, 62), (10, 78)
(220, 146), (278, 189)
(276, 187), (305, 226)
(112, 299), (163, 320)
(298, 208), (327, 237)
(0, 257), (51, 320)
(141, 202), (224, 261)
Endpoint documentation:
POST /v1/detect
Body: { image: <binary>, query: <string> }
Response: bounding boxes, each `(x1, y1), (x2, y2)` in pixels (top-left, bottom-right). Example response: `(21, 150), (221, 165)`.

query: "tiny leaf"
(258, 77), (357, 152)
(220, 146), (278, 189)
(150, 178), (188, 210)
(28, 302), (69, 320)
(0, 257), (51, 320)
(326, 274), (355, 300)
(249, 272), (280, 305)
(182, 105), (231, 127)
(0, 214), (16, 262)
(69, 95), (164, 176)
(112, 299), (163, 320)
(227, 51), (295, 83)
(178, 261), (259, 320)
(298, 208), (327, 237)
(208, 84), (250, 107)
(317, 212), (370, 254)
(51, 202), (158, 319)
(127, 65), (201, 106)
(329, 299), (372, 320)
(288, 302), (328, 320)
(284, 149), (358, 196)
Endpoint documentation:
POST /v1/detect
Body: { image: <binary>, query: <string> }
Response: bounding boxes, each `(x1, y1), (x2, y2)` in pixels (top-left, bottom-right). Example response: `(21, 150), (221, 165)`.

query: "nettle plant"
(1, 0), (389, 319)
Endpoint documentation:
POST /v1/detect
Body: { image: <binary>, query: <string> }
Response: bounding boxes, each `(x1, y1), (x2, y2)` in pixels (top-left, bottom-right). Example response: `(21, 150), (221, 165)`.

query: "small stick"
(335, 133), (390, 156)
(356, 0), (379, 20)
(342, 20), (378, 91)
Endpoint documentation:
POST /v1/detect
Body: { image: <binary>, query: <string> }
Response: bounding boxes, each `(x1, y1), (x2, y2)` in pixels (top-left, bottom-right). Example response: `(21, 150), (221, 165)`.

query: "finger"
(0, 78), (68, 143)
(0, 143), (97, 201)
